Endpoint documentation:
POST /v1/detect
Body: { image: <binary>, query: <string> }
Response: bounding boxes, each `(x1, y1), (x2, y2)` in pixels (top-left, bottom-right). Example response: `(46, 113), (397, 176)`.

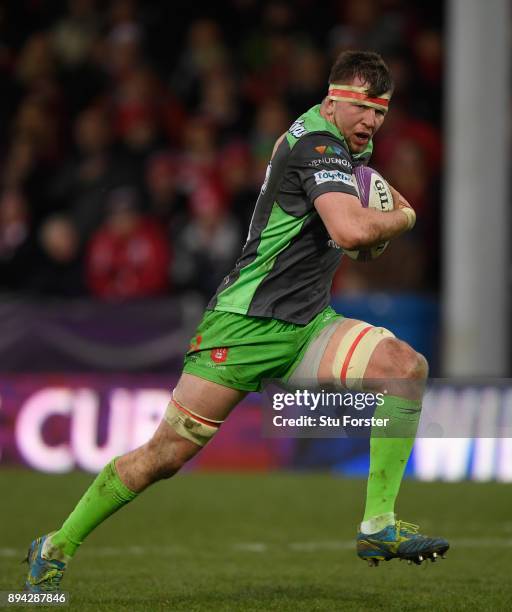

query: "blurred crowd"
(0, 0), (443, 302)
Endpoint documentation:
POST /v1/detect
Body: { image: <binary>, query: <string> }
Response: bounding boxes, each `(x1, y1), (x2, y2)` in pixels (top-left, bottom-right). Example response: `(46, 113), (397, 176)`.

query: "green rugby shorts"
(182, 306), (343, 392)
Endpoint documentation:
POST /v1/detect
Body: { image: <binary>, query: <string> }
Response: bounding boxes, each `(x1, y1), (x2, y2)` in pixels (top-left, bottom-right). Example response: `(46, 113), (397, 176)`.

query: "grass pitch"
(1, 470), (511, 611)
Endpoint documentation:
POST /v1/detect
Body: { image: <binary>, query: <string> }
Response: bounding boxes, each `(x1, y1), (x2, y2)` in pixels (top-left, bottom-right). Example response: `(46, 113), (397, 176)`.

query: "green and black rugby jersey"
(208, 104), (373, 324)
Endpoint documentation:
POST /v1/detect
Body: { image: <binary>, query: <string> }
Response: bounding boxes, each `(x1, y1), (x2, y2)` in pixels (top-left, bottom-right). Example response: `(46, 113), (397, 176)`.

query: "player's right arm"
(314, 188), (414, 250)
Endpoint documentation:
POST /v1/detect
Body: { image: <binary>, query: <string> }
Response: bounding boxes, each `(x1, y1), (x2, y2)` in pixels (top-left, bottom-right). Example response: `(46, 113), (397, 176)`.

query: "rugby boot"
(24, 533), (67, 592)
(356, 520), (449, 567)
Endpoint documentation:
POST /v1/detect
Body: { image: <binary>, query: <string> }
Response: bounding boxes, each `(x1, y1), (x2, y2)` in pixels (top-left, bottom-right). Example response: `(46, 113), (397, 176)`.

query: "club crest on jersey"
(211, 347), (229, 363)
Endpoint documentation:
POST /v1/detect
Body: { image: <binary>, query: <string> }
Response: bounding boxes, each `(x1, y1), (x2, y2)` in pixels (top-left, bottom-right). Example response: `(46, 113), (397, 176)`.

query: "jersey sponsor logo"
(288, 119), (307, 138)
(211, 347), (229, 363)
(309, 157), (352, 170)
(315, 144), (345, 155)
(314, 170), (353, 186)
(329, 145), (344, 155)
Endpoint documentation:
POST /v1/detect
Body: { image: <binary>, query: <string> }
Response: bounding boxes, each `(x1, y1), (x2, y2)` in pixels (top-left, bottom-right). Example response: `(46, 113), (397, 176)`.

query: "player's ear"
(321, 96), (336, 118)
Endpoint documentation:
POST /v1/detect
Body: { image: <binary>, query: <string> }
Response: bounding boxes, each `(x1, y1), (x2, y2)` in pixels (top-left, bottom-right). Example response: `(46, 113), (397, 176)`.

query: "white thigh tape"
(332, 323), (395, 390)
(164, 396), (223, 447)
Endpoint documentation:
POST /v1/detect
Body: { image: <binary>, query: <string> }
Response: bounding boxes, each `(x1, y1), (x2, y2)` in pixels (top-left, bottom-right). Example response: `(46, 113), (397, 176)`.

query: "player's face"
(330, 76), (388, 154)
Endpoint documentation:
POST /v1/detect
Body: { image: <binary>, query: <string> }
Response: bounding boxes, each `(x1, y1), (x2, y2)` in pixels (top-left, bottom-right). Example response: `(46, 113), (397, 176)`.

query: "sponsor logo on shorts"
(211, 347), (229, 363)
(314, 170), (353, 185)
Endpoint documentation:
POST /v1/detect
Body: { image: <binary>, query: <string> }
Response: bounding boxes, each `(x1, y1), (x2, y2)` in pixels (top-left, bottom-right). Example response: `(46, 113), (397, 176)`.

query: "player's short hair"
(328, 50), (393, 98)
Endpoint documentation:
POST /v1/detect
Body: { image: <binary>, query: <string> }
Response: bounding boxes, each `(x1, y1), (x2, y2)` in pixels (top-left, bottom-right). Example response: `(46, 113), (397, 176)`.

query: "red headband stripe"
(328, 88), (390, 108)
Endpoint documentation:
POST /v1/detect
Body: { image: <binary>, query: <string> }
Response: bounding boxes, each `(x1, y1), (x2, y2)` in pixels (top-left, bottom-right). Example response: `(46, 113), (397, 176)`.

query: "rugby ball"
(343, 166), (394, 261)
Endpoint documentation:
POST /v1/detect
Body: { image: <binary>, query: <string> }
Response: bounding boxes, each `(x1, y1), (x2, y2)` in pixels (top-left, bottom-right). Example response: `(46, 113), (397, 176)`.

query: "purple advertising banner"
(0, 374), (292, 473)
(2, 374), (511, 481)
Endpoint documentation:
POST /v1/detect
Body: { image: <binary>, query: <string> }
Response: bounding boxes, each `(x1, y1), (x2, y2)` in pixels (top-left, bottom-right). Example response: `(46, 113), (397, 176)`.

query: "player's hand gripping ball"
(343, 165), (394, 261)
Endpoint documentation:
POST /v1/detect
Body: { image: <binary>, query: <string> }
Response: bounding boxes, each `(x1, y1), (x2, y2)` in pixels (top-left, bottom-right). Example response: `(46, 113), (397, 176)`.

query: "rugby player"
(25, 50), (448, 591)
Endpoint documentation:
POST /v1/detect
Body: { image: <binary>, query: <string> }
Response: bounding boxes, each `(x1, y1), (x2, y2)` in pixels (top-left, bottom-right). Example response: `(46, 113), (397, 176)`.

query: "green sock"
(51, 458), (138, 557)
(362, 395), (422, 522)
